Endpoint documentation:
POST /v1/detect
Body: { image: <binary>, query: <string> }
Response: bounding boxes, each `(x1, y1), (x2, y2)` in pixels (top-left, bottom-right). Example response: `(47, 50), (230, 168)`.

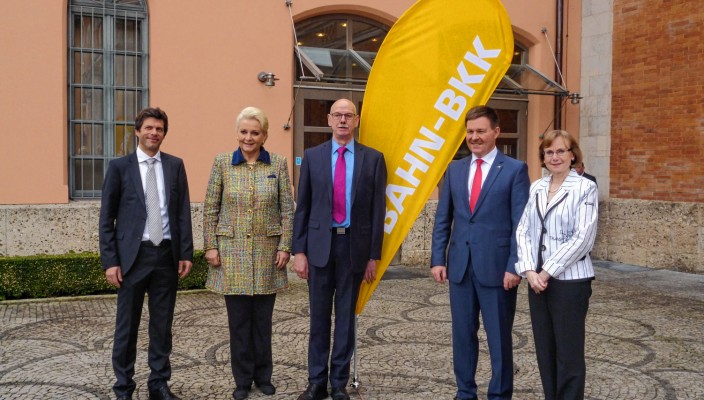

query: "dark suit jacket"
(431, 151), (530, 286)
(292, 140), (387, 273)
(581, 171), (597, 186)
(99, 152), (194, 275)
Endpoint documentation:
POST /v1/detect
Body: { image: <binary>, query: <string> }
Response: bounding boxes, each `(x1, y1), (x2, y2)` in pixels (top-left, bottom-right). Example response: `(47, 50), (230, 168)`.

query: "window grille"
(68, 0), (148, 198)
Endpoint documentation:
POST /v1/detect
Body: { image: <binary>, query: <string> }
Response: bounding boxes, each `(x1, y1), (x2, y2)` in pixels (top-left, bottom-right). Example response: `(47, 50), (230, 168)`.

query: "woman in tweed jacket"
(203, 107), (294, 400)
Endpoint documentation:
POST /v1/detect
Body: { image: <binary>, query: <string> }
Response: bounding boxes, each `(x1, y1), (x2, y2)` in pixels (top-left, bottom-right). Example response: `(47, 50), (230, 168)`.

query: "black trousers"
(528, 278), (592, 400)
(224, 294), (277, 388)
(307, 233), (364, 388)
(112, 243), (178, 397)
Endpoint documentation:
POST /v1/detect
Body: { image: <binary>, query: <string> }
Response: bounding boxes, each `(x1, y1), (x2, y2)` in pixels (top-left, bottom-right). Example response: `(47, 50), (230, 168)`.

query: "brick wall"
(611, 0), (704, 202)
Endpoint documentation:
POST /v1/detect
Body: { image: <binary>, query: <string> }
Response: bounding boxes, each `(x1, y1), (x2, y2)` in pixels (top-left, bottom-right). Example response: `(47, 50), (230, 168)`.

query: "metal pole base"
(350, 378), (360, 389)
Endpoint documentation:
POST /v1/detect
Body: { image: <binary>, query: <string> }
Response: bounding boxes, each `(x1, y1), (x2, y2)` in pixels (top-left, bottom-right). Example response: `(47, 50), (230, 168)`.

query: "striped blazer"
(515, 170), (598, 280)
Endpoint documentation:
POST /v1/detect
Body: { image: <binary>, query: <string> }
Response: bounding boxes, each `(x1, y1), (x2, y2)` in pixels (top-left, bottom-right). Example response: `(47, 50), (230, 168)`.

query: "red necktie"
(333, 147), (347, 223)
(469, 159), (483, 212)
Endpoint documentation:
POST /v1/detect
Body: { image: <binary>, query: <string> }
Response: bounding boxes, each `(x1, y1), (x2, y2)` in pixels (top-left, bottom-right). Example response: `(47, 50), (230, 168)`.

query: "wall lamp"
(258, 72), (279, 87)
(569, 92), (583, 105)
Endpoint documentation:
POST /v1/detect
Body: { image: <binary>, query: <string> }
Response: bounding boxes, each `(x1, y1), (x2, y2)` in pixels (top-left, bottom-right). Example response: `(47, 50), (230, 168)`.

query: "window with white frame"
(69, 0), (148, 198)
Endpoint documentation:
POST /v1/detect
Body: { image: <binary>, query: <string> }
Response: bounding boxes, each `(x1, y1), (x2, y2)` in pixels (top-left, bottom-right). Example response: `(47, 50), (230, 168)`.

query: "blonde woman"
(203, 107), (293, 400)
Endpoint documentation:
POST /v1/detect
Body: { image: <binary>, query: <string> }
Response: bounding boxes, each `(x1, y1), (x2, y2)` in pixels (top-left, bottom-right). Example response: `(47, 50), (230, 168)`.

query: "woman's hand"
(275, 251), (290, 270)
(526, 270), (548, 294)
(205, 248), (221, 267)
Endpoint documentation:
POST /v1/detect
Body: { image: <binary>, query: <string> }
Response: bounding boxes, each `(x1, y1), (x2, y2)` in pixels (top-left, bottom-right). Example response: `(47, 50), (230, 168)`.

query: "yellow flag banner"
(356, 0), (514, 314)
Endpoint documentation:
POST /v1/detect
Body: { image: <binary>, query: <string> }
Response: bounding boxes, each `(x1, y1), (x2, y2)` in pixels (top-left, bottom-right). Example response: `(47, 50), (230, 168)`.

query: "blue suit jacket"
(292, 140), (387, 273)
(431, 151), (530, 286)
(99, 152), (194, 275)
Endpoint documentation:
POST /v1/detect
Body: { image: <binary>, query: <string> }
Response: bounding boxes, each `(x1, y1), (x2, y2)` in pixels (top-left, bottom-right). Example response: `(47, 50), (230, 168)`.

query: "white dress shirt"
(467, 146), (498, 198)
(515, 170), (598, 280)
(136, 147), (171, 241)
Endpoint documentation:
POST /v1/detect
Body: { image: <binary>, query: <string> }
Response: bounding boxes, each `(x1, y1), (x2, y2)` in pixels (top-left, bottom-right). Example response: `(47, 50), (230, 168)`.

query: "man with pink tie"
(293, 99), (387, 400)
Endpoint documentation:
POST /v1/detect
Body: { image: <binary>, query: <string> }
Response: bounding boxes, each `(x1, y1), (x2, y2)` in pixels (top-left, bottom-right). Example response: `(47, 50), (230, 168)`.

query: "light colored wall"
(4, 200), (703, 275)
(580, 0), (613, 200)
(0, 0), (581, 258)
(0, 1), (68, 204)
(0, 0), (578, 205)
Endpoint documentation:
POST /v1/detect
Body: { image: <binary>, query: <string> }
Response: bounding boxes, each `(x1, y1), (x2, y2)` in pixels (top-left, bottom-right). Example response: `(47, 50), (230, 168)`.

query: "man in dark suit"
(293, 98), (387, 400)
(575, 161), (597, 185)
(431, 106), (530, 400)
(99, 107), (193, 400)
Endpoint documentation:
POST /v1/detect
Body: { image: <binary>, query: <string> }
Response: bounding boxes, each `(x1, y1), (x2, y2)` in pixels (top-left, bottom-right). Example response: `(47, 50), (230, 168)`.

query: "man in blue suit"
(431, 106), (530, 400)
(293, 98), (387, 400)
(100, 107), (193, 400)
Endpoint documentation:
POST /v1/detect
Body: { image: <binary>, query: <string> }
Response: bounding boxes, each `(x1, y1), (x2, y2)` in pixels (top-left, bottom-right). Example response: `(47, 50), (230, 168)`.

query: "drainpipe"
(554, 0), (564, 129)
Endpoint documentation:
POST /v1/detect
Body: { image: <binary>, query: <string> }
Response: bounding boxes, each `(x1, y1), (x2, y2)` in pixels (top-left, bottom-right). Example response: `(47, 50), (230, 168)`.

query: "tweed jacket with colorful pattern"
(203, 149), (293, 295)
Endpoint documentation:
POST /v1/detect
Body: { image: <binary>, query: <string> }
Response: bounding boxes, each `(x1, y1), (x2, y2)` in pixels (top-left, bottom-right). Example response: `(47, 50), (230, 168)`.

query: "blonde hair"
(237, 106), (269, 133)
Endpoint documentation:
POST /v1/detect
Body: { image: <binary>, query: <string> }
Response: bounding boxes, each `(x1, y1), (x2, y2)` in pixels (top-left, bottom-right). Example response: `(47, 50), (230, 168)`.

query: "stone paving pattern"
(1, 261), (703, 400)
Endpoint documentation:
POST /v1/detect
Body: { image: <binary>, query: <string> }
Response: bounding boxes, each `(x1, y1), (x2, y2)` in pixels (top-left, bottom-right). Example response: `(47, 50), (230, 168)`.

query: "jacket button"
(541, 245), (546, 251)
(542, 228), (547, 233)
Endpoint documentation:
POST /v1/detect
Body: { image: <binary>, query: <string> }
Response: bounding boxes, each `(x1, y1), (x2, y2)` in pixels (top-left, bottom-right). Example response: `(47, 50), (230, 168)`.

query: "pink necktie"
(469, 159), (483, 212)
(333, 147), (347, 223)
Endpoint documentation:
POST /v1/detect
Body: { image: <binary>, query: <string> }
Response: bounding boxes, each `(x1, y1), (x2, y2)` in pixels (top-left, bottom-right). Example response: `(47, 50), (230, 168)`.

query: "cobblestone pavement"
(1, 261), (703, 400)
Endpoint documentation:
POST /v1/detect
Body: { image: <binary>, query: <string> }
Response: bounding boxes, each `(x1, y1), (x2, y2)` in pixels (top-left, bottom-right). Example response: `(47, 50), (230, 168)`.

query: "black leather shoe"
(255, 381), (276, 395)
(233, 385), (251, 400)
(330, 386), (350, 400)
(148, 385), (180, 400)
(297, 383), (328, 400)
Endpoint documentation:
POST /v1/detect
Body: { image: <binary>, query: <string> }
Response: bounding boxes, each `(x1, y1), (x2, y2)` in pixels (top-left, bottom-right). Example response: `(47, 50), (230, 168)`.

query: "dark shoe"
(116, 397), (132, 400)
(255, 381), (276, 395)
(331, 386), (350, 400)
(297, 383), (328, 400)
(233, 385), (251, 400)
(148, 385), (180, 400)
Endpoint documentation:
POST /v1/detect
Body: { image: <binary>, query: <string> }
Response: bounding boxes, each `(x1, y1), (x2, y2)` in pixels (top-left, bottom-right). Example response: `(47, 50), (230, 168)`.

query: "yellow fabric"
(356, 0), (514, 314)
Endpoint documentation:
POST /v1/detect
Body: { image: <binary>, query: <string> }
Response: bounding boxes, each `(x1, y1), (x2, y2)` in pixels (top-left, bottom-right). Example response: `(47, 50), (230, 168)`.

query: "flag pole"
(351, 315), (360, 389)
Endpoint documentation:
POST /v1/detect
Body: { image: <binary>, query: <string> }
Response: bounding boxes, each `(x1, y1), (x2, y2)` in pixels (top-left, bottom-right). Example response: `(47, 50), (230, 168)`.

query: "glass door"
(292, 88), (364, 196)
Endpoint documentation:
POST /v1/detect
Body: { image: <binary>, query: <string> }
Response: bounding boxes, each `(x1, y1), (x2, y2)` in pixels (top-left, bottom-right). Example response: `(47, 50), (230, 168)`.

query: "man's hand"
(204, 249), (220, 267)
(364, 259), (377, 283)
(503, 272), (521, 290)
(275, 251), (291, 270)
(293, 253), (309, 280)
(178, 260), (193, 278)
(105, 266), (123, 288)
(431, 265), (447, 284)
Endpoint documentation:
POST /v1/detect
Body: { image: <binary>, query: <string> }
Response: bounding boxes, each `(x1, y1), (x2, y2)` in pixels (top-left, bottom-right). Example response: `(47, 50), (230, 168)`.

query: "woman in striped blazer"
(203, 107), (294, 400)
(515, 130), (598, 400)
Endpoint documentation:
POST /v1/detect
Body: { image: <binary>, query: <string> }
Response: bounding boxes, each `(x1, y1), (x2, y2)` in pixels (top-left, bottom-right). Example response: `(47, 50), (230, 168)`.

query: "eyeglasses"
(330, 113), (357, 120)
(543, 148), (571, 158)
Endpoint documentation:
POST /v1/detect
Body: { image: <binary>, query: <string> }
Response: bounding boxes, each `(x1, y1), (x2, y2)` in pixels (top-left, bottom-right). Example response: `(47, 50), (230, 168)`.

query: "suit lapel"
(473, 151), (505, 213)
(161, 153), (172, 207)
(128, 153), (146, 207)
(459, 157), (471, 214)
(322, 141), (333, 207)
(351, 142), (364, 207)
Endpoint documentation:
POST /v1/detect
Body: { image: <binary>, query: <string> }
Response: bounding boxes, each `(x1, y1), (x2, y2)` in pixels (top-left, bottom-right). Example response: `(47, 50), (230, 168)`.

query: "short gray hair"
(237, 106), (269, 133)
